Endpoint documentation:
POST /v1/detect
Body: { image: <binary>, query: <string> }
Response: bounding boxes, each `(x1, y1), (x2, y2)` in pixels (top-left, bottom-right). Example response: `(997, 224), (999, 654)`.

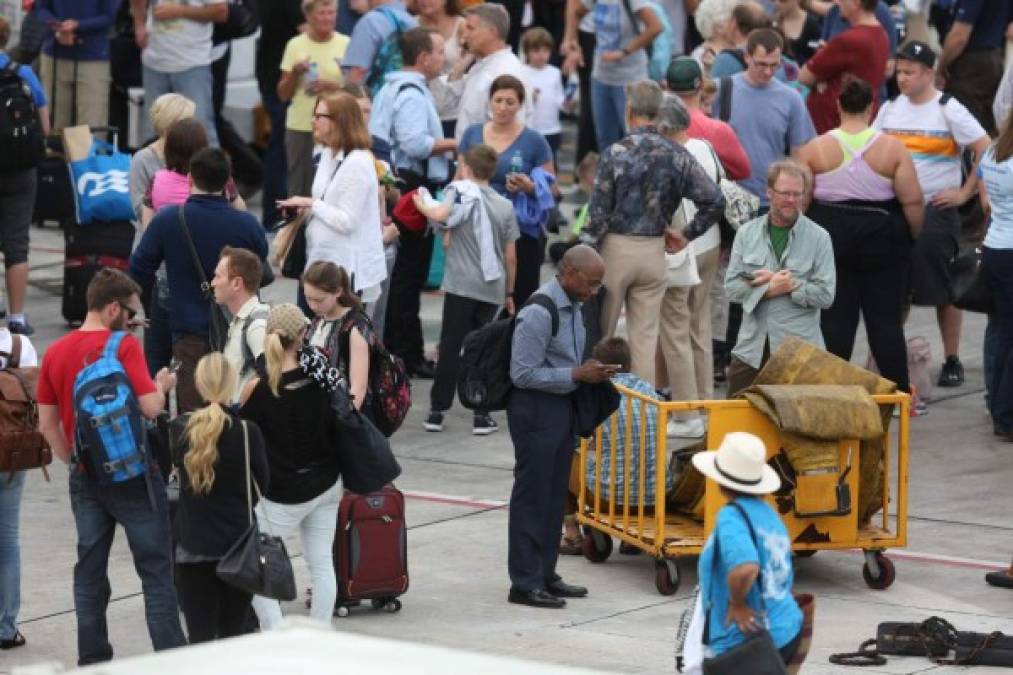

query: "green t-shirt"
(768, 224), (791, 262)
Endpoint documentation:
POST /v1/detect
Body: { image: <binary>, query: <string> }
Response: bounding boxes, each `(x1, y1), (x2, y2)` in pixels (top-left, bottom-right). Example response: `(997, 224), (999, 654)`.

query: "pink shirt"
(150, 169), (191, 211)
(686, 108), (751, 181)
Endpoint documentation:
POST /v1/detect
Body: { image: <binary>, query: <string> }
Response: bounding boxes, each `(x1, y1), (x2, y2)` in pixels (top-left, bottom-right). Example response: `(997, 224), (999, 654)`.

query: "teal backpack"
(366, 7), (411, 98)
(620, 0), (675, 83)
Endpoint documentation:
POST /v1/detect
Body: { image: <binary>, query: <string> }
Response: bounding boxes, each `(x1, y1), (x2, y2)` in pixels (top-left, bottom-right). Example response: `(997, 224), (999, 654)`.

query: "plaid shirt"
(585, 373), (666, 505)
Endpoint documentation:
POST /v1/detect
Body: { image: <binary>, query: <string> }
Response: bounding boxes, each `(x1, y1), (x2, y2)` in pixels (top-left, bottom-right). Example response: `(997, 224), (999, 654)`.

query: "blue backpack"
(366, 7), (411, 98)
(73, 332), (148, 484)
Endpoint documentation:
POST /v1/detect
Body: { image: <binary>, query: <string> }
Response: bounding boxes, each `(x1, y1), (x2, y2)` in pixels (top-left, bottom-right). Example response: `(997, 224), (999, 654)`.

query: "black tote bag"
(216, 422), (297, 601)
(952, 248), (994, 315)
(331, 385), (401, 494)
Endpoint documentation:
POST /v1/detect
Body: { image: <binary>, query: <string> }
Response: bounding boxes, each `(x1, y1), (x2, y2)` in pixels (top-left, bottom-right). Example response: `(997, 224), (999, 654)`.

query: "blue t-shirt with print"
(458, 124), (553, 201)
(697, 497), (803, 656)
(0, 53), (48, 108)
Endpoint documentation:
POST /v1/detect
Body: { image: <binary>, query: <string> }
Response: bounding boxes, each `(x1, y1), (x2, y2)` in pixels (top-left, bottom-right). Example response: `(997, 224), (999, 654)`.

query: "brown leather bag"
(0, 335), (51, 483)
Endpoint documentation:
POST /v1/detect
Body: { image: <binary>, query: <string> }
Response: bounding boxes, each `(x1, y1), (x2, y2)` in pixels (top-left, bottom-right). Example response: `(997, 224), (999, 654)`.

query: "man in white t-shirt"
(210, 247), (269, 403)
(873, 41), (990, 389)
(441, 3), (531, 141)
(130, 0), (226, 146)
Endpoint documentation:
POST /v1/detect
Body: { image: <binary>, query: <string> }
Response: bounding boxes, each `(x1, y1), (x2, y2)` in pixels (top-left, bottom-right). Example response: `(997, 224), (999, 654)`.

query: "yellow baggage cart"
(576, 387), (910, 594)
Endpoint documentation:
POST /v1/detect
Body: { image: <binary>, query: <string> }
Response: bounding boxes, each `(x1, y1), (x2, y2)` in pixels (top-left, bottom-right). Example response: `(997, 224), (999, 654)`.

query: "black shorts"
(0, 168), (35, 266)
(910, 204), (960, 307)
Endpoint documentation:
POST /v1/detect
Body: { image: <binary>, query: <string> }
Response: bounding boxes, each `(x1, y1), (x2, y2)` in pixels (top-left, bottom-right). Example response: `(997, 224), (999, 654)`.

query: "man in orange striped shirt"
(873, 41), (990, 390)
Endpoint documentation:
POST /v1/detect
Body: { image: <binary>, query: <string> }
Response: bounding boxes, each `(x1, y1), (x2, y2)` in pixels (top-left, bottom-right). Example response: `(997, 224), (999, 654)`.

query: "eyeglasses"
(577, 269), (604, 292)
(312, 112), (332, 120)
(118, 302), (139, 321)
(770, 188), (805, 200)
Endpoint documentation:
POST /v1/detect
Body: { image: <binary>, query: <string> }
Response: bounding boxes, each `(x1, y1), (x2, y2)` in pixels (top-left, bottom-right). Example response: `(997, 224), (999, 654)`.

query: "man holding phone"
(506, 244), (610, 609)
(723, 160), (836, 396)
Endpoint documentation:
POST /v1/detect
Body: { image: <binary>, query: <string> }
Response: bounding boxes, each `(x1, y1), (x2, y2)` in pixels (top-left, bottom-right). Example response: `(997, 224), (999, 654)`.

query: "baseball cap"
(895, 41), (936, 69)
(666, 57), (703, 93)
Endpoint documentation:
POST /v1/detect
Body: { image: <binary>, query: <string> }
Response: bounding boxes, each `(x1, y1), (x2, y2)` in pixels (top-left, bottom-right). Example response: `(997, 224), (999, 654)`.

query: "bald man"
(506, 245), (612, 609)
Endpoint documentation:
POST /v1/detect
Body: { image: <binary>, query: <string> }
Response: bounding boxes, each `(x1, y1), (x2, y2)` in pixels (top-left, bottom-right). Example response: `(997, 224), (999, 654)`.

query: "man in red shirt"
(799, 0), (889, 134)
(665, 56), (752, 181)
(37, 268), (185, 665)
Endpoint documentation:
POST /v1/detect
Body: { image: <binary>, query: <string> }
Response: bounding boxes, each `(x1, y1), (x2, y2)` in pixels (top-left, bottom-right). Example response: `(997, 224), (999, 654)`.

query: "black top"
(255, 0), (305, 93)
(784, 12), (824, 65)
(170, 410), (269, 558)
(239, 368), (341, 505)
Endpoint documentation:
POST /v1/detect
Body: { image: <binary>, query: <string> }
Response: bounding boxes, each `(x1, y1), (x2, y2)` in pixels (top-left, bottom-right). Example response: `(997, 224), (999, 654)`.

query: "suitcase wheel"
(372, 598), (402, 613)
(336, 605), (350, 618)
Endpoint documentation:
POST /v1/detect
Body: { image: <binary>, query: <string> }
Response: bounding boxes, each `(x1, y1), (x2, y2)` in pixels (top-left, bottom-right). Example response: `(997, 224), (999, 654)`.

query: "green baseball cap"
(666, 57), (703, 93)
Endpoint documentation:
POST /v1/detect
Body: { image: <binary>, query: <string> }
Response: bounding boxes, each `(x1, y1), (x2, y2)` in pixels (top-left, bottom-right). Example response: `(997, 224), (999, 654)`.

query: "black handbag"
(703, 502), (787, 675)
(951, 248), (994, 314)
(331, 383), (401, 495)
(215, 421), (297, 601)
(214, 0), (261, 42)
(177, 206), (230, 351)
(280, 220), (308, 279)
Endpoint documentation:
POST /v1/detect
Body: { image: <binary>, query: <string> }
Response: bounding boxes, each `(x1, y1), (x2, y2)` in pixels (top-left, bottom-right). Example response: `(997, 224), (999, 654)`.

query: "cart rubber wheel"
(335, 605), (350, 618)
(655, 558), (680, 596)
(862, 552), (896, 590)
(385, 599), (402, 613)
(581, 527), (613, 563)
(795, 550), (817, 559)
(371, 598), (385, 610)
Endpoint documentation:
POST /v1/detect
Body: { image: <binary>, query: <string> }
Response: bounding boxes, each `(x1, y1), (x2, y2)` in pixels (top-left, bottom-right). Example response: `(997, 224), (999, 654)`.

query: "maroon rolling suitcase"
(333, 485), (408, 617)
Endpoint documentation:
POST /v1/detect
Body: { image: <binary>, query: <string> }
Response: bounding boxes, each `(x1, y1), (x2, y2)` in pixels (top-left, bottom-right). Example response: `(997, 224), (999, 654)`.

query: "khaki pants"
(659, 246), (720, 406)
(40, 54), (110, 130)
(600, 234), (666, 385)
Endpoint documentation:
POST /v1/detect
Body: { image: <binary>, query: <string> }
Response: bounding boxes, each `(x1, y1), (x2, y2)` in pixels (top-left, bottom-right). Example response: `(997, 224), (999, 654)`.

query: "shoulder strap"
(240, 307), (270, 372)
(719, 76), (733, 123)
(103, 331), (127, 361)
(703, 140), (725, 182)
(396, 82), (425, 97)
(177, 206), (212, 298)
(621, 0), (643, 37)
(240, 420), (253, 526)
(526, 293), (559, 337)
(9, 334), (22, 369)
(726, 500), (768, 612)
(939, 93), (952, 106)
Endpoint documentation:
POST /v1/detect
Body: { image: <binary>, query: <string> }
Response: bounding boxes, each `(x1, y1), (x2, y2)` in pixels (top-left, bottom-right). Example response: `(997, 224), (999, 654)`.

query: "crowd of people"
(1, 0), (1012, 669)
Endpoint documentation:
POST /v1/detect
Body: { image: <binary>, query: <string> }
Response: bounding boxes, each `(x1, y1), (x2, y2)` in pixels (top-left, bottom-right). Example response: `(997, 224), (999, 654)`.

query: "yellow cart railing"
(576, 386), (910, 594)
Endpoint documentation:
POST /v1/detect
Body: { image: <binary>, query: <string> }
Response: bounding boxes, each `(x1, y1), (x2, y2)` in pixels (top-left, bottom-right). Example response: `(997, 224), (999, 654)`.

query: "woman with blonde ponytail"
(239, 304), (342, 629)
(170, 352), (269, 644)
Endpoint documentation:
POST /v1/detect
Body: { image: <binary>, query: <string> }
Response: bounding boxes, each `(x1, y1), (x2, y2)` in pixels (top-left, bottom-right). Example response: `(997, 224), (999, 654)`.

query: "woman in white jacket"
(278, 92), (387, 312)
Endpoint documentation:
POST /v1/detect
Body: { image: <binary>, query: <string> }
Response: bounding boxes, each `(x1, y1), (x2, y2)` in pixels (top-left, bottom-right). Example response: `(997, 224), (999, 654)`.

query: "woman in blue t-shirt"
(457, 74), (554, 307)
(692, 432), (804, 667)
(979, 125), (1013, 450)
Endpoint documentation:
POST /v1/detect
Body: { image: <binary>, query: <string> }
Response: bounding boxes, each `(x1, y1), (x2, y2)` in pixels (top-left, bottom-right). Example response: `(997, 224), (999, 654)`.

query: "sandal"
(0, 631), (25, 650)
(559, 533), (583, 556)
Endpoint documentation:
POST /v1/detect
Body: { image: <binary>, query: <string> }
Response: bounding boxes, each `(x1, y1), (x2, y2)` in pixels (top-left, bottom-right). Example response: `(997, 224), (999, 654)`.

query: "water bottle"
(509, 151), (524, 176)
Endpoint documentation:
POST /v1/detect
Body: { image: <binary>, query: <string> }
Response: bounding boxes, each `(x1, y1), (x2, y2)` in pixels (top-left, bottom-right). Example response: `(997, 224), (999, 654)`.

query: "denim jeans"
(259, 87), (289, 230)
(590, 78), (627, 151)
(69, 466), (185, 665)
(985, 315), (997, 410)
(144, 281), (173, 378)
(983, 247), (1013, 429)
(251, 481), (340, 628)
(141, 65), (218, 147)
(0, 470), (26, 640)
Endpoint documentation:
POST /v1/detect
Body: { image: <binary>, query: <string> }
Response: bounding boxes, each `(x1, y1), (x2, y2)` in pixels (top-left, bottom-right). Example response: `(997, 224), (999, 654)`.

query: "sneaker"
(7, 320), (33, 337)
(667, 417), (706, 438)
(473, 414), (499, 436)
(938, 356), (964, 387)
(424, 411), (444, 432)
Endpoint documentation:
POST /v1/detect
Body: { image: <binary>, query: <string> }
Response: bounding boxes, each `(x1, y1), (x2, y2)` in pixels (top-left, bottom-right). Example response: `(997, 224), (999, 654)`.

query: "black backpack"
(0, 61), (44, 173)
(457, 294), (558, 411)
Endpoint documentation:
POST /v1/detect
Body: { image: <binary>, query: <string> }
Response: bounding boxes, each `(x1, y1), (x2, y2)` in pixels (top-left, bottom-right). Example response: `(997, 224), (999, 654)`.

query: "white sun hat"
(691, 431), (781, 495)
